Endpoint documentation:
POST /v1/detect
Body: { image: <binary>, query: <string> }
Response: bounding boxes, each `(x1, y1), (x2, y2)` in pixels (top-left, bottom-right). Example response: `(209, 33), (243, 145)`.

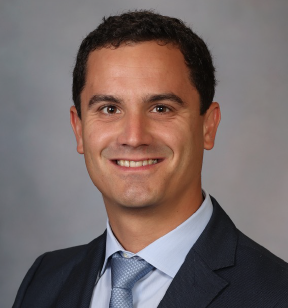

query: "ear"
(203, 102), (221, 150)
(70, 106), (84, 154)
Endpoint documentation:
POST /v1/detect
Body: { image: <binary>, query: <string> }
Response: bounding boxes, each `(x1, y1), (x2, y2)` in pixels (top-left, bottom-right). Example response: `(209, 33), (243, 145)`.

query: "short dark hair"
(72, 10), (216, 118)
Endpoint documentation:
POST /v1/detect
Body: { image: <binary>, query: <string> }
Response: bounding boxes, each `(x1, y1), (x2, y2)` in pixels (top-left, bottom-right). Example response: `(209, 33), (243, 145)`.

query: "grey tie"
(109, 252), (154, 308)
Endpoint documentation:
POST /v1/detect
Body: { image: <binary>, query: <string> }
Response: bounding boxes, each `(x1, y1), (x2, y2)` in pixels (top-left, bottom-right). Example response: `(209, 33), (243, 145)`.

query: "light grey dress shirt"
(90, 190), (213, 308)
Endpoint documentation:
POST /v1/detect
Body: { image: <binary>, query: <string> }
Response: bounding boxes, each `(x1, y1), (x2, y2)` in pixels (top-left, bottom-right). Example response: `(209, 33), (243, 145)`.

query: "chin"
(111, 188), (160, 209)
(121, 195), (156, 209)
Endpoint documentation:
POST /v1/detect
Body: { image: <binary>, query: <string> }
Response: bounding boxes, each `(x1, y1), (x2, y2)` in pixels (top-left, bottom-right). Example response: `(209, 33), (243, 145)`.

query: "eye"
(101, 105), (120, 114)
(151, 105), (170, 113)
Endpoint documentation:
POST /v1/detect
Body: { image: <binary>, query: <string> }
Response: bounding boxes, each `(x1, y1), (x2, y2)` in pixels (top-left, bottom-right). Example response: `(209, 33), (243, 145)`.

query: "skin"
(70, 41), (221, 252)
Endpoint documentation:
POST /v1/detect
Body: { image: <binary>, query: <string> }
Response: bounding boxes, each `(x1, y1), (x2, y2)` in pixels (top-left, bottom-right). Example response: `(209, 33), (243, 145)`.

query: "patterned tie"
(109, 252), (154, 308)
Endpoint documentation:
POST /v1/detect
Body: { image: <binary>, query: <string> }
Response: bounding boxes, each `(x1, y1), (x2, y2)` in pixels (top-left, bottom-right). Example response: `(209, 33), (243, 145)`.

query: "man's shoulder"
(236, 229), (288, 280)
(13, 232), (107, 308)
(210, 196), (288, 271)
(211, 198), (288, 280)
(238, 229), (288, 264)
(198, 197), (288, 306)
(38, 231), (107, 270)
(219, 229), (288, 306)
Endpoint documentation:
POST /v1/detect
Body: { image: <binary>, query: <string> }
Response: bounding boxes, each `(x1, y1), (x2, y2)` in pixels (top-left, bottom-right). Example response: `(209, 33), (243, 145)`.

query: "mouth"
(114, 159), (160, 168)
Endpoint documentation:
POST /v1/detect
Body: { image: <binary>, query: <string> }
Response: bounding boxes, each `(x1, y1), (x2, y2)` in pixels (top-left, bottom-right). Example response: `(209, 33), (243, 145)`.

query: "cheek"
(84, 121), (115, 155)
(159, 117), (201, 148)
(165, 119), (203, 167)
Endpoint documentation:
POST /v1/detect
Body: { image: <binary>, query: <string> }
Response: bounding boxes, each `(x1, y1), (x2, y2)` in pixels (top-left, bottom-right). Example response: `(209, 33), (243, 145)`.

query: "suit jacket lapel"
(53, 231), (106, 308)
(158, 197), (238, 308)
(157, 249), (228, 308)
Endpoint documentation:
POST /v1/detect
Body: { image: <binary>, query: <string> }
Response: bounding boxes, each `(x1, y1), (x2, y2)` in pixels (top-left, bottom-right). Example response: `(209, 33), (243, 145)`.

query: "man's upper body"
(13, 196), (288, 307)
(13, 10), (288, 307)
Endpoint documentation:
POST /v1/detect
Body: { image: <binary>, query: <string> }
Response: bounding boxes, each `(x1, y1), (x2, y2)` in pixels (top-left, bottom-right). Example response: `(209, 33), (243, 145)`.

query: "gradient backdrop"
(1, 0), (288, 306)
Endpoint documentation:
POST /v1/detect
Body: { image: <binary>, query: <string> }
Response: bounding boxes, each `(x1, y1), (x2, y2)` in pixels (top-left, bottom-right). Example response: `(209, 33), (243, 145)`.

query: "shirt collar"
(101, 190), (213, 278)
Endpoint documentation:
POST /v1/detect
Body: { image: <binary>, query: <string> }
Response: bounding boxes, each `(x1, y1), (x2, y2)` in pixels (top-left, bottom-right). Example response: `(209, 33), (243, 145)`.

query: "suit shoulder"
(235, 231), (288, 305)
(12, 232), (106, 308)
(235, 229), (288, 299)
(39, 231), (106, 270)
(237, 229), (288, 270)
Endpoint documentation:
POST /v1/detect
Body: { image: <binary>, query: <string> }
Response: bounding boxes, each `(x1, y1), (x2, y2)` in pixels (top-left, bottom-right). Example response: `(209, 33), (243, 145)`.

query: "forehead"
(84, 41), (194, 94)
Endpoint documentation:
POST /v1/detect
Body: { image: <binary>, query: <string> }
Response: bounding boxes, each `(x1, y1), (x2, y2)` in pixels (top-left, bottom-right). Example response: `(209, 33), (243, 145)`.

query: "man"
(13, 10), (288, 308)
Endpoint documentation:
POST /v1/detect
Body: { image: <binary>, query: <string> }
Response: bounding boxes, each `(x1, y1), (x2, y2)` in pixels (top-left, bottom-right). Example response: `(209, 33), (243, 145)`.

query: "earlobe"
(203, 102), (221, 150)
(70, 106), (84, 154)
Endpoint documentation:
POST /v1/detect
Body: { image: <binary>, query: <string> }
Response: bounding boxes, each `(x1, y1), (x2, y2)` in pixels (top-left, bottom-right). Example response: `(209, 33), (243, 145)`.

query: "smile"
(116, 159), (158, 167)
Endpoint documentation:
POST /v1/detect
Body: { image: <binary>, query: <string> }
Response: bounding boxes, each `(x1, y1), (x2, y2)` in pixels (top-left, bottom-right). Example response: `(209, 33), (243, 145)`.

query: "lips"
(116, 159), (158, 167)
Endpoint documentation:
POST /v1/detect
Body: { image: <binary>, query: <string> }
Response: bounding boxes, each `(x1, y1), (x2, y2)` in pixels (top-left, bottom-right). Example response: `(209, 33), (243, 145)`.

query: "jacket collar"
(158, 197), (238, 308)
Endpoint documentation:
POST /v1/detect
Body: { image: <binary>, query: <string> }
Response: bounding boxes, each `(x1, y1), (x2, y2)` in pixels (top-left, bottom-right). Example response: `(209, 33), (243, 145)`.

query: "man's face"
(71, 41), (220, 212)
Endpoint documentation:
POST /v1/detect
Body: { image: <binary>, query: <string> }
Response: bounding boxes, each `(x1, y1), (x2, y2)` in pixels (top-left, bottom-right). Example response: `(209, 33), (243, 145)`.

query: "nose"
(117, 112), (153, 148)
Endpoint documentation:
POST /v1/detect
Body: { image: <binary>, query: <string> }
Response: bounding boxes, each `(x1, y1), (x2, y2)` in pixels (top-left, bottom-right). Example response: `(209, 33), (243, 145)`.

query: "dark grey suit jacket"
(13, 197), (288, 307)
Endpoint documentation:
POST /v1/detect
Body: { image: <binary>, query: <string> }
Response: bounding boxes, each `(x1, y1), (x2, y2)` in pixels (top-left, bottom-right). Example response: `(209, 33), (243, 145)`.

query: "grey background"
(1, 0), (287, 306)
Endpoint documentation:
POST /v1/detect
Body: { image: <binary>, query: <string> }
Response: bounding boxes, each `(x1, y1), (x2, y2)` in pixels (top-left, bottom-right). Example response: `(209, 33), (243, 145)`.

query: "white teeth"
(116, 159), (158, 167)
(117, 160), (125, 166)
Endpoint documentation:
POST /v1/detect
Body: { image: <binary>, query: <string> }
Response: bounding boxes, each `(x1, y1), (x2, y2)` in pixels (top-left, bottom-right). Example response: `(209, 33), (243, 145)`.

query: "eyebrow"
(144, 93), (185, 105)
(88, 95), (122, 108)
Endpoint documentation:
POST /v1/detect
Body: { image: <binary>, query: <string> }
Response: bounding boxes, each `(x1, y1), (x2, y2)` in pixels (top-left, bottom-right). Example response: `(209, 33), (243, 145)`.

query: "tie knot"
(110, 252), (154, 290)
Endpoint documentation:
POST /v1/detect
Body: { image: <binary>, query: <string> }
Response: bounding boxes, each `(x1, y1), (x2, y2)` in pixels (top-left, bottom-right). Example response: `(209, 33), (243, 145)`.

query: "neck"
(104, 187), (203, 253)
